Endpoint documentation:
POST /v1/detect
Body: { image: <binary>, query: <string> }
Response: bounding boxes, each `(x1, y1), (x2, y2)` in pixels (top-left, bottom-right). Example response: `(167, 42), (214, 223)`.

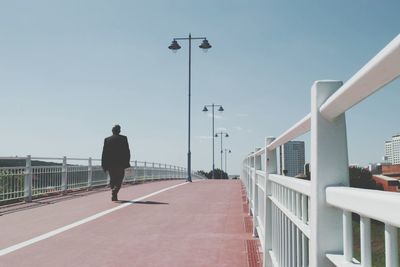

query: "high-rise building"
(392, 135), (400, 164)
(384, 134), (400, 164)
(282, 141), (305, 177)
(385, 141), (393, 163)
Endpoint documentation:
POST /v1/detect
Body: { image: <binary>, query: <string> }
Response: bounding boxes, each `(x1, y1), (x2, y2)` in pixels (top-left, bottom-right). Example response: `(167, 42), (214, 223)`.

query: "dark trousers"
(109, 168), (125, 195)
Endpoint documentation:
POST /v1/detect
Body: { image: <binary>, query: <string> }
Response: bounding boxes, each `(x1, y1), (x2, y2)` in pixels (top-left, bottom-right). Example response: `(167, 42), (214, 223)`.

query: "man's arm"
(124, 136), (131, 167)
(101, 139), (108, 171)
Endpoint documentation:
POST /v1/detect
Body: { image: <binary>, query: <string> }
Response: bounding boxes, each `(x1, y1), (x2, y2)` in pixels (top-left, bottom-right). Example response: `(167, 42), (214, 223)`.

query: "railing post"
(310, 81), (349, 266)
(264, 137), (277, 267)
(152, 162), (155, 181)
(61, 156), (68, 193)
(88, 157), (93, 189)
(134, 160), (137, 181)
(253, 148), (261, 237)
(144, 162), (147, 180)
(24, 155), (33, 202)
(247, 157), (251, 214)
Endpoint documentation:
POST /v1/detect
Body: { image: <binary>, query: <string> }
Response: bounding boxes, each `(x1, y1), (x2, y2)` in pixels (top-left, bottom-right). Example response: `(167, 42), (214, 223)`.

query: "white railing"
(0, 156), (204, 203)
(241, 34), (400, 267)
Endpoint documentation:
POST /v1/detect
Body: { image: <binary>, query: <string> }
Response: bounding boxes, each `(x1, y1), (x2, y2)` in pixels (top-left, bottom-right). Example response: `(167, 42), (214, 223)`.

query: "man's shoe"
(112, 194), (118, 201)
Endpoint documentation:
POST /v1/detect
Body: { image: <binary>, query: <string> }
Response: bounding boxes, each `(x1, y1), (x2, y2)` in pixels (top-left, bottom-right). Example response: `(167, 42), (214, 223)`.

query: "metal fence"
(0, 156), (204, 204)
(242, 34), (400, 267)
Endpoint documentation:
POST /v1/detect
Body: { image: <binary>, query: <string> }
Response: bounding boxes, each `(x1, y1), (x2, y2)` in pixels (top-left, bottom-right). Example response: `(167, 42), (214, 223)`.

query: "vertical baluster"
(286, 218), (290, 267)
(283, 215), (289, 266)
(297, 227), (301, 267)
(360, 216), (371, 267)
(343, 210), (353, 262)
(302, 194), (308, 267)
(291, 221), (295, 267)
(61, 156), (67, 193)
(302, 234), (308, 267)
(272, 205), (275, 259)
(292, 190), (295, 213)
(88, 157), (92, 189)
(134, 161), (137, 182)
(302, 195), (307, 223)
(24, 156), (32, 202)
(151, 162), (154, 181)
(385, 224), (398, 267)
(282, 211), (285, 266)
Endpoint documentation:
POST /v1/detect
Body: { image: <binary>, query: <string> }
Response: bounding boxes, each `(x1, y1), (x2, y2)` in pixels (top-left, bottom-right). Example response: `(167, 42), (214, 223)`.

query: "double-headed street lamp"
(168, 33), (212, 182)
(215, 131), (229, 171)
(202, 104), (224, 179)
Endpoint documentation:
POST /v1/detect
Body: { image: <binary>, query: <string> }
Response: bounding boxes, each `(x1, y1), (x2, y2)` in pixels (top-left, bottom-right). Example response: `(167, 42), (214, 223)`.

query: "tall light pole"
(224, 148), (232, 175)
(168, 34), (212, 182)
(215, 131), (229, 172)
(202, 104), (224, 179)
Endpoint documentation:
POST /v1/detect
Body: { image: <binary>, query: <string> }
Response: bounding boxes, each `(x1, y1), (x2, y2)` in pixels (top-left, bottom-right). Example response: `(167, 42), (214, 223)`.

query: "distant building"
(382, 164), (400, 178)
(393, 135), (400, 164)
(282, 141), (305, 177)
(384, 141), (393, 163)
(384, 134), (400, 164)
(372, 175), (399, 192)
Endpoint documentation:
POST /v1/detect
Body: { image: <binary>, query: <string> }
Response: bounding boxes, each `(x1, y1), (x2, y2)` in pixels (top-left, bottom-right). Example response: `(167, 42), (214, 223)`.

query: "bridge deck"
(0, 180), (261, 267)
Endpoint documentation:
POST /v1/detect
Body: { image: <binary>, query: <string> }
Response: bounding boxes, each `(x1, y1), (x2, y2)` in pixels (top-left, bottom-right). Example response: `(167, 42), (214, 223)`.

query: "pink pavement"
(0, 180), (261, 267)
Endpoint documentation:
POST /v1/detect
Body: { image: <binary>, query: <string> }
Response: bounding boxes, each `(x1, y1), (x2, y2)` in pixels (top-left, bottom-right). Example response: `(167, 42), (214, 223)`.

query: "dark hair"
(112, 125), (121, 134)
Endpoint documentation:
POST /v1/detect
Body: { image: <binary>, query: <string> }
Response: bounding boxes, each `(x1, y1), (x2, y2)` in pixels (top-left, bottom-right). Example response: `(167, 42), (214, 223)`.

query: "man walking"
(101, 125), (131, 201)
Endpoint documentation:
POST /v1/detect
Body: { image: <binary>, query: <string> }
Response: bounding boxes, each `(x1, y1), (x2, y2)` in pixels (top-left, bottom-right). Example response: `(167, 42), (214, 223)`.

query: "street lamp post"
(168, 33), (212, 182)
(224, 148), (232, 175)
(202, 104), (224, 179)
(215, 131), (229, 172)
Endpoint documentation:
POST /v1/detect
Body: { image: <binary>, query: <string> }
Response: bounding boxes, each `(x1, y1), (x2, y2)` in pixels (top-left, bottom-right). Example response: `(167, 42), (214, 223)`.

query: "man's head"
(112, 125), (121, 135)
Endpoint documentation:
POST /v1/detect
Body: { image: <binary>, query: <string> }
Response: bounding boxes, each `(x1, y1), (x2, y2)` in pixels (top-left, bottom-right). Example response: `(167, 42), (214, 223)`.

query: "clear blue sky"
(0, 1), (399, 174)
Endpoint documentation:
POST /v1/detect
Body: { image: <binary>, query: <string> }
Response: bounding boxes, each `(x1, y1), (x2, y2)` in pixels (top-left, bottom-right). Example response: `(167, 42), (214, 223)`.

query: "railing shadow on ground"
(0, 181), (176, 216)
(241, 34), (400, 267)
(118, 200), (169, 205)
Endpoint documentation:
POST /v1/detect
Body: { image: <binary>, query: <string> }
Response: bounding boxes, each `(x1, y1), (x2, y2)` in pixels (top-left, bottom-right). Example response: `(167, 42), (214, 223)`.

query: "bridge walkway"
(0, 179), (261, 267)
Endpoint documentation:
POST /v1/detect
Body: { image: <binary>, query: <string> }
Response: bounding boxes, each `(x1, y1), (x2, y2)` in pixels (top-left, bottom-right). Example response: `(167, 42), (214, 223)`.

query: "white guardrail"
(0, 156), (205, 203)
(241, 34), (400, 267)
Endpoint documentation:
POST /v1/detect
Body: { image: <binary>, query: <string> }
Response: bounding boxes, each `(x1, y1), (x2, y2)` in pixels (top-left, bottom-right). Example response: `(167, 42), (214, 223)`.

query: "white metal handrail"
(249, 34), (400, 158)
(320, 34), (400, 120)
(1, 156), (204, 204)
(267, 114), (311, 151)
(269, 174), (311, 196)
(241, 34), (400, 267)
(326, 187), (400, 227)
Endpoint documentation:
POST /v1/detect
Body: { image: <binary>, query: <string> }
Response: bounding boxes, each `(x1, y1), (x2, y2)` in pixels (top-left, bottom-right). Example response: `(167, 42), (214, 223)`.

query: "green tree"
(349, 166), (383, 190)
(0, 170), (24, 201)
(195, 169), (229, 179)
(196, 170), (209, 178)
(209, 169), (228, 179)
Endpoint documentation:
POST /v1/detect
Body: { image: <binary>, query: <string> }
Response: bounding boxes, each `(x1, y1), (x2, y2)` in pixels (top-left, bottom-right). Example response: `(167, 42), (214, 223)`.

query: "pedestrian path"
(0, 179), (261, 267)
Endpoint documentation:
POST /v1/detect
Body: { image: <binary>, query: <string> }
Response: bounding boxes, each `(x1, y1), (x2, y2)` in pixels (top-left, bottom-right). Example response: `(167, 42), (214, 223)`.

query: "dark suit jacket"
(101, 134), (131, 171)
